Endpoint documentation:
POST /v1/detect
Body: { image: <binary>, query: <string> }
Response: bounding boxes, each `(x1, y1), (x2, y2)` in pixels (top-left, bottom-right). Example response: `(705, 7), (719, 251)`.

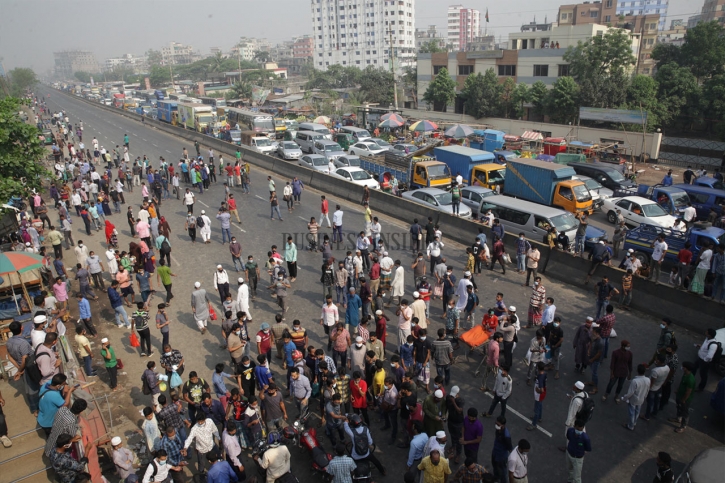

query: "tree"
(0, 97), (50, 200)
(148, 65), (171, 88)
(511, 83), (530, 119)
(651, 43), (682, 71)
(254, 51), (272, 63)
(7, 68), (38, 97)
(74, 71), (92, 83)
(401, 65), (418, 109)
(358, 66), (394, 105)
(422, 67), (456, 112)
(210, 52), (226, 74)
(146, 49), (163, 66)
(545, 76), (580, 124)
(419, 40), (445, 54)
(679, 21), (725, 81)
(529, 81), (548, 117)
(499, 78), (517, 119)
(624, 75), (668, 130)
(563, 29), (635, 108)
(701, 74), (725, 139)
(229, 80), (253, 99)
(654, 62), (700, 124)
(460, 68), (501, 119)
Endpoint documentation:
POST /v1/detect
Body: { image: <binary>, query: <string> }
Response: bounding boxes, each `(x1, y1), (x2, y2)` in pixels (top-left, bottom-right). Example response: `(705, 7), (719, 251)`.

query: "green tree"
(422, 67), (456, 112)
(74, 71), (92, 83)
(7, 68), (38, 97)
(229, 80), (253, 99)
(499, 77), (517, 119)
(654, 62), (700, 124)
(625, 75), (668, 130)
(146, 49), (163, 66)
(148, 65), (171, 87)
(210, 52), (226, 74)
(254, 51), (272, 63)
(701, 74), (725, 139)
(460, 69), (501, 119)
(358, 66), (394, 105)
(419, 40), (445, 54)
(651, 43), (682, 71)
(401, 65), (418, 109)
(511, 83), (530, 119)
(0, 97), (50, 200)
(529, 81), (548, 117)
(545, 76), (580, 124)
(563, 29), (635, 108)
(679, 21), (725, 81)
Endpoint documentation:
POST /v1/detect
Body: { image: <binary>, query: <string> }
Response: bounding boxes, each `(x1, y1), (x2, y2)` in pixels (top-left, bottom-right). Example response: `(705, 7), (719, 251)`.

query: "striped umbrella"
(380, 112), (404, 123)
(0, 252), (44, 275)
(378, 118), (404, 128)
(409, 120), (438, 132)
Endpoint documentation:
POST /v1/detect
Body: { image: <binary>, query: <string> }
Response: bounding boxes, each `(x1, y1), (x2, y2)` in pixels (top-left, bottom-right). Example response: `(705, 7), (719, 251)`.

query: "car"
(276, 141), (302, 160)
(676, 446), (725, 482)
(298, 154), (330, 172)
(402, 188), (472, 218)
(334, 155), (361, 169)
(330, 167), (380, 189)
(693, 176), (725, 191)
(460, 186), (496, 213)
(603, 196), (678, 229)
(312, 140), (346, 161)
(392, 143), (417, 155)
(348, 141), (388, 157)
(369, 138), (393, 151)
(573, 175), (613, 209)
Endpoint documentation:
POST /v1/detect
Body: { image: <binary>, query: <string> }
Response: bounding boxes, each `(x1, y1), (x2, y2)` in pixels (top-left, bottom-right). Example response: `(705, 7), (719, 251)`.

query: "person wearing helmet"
(253, 431), (291, 483)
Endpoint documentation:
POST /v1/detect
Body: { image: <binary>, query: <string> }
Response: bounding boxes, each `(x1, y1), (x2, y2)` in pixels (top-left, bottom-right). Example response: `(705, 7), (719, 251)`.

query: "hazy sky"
(0, 0), (698, 73)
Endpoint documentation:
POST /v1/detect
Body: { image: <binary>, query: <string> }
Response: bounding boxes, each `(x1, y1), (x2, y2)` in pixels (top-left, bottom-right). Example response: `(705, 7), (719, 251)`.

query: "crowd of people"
(3, 99), (721, 483)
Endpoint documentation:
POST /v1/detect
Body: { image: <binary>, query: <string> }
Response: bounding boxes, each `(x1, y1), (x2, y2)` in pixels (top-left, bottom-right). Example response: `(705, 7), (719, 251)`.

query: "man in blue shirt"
(406, 422), (428, 472)
(76, 292), (97, 336)
(38, 374), (76, 435)
(345, 288), (362, 334)
(206, 451), (238, 483)
(135, 267), (153, 306)
(491, 415), (513, 482)
(566, 419), (592, 483)
(282, 333), (296, 369)
(107, 281), (130, 328)
(254, 354), (274, 391)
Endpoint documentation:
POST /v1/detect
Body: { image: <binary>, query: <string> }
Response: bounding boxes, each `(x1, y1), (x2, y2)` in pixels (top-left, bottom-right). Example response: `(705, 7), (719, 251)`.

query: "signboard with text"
(579, 107), (647, 125)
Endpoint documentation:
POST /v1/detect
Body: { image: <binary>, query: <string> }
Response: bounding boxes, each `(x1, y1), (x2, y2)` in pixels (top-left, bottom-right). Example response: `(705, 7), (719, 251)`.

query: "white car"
(330, 167), (380, 189)
(402, 188), (472, 218)
(348, 141), (387, 157)
(276, 141), (302, 160)
(334, 155), (361, 168)
(369, 138), (393, 151)
(603, 196), (678, 229)
(298, 154), (329, 173)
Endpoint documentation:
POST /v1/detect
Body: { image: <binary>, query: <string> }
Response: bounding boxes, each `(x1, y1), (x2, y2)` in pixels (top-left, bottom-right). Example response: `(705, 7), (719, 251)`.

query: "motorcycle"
(283, 411), (334, 482)
(252, 433), (303, 483)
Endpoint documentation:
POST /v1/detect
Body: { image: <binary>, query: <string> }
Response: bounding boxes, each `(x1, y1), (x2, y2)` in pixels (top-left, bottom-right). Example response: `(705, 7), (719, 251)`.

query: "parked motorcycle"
(281, 410), (333, 482)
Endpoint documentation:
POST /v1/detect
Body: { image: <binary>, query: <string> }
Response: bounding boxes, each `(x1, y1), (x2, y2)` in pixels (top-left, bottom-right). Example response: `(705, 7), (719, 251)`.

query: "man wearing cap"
(234, 278), (252, 322)
(422, 430), (448, 463)
(31, 315), (48, 349)
(213, 265), (230, 303)
(111, 436), (137, 480)
(563, 381), (588, 442)
(191, 282), (211, 334)
(199, 210), (212, 244)
(454, 271), (473, 313)
(410, 291), (428, 329)
(422, 389), (445, 436)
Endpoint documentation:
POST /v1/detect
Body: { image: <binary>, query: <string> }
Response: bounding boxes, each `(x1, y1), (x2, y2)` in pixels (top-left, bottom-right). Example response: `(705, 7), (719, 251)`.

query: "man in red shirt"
(225, 163), (235, 186)
(227, 194), (240, 223)
(482, 309), (499, 333)
(349, 370), (370, 426)
(320, 195), (331, 228)
(675, 241), (693, 289)
(375, 310), (388, 349)
(256, 322), (273, 365)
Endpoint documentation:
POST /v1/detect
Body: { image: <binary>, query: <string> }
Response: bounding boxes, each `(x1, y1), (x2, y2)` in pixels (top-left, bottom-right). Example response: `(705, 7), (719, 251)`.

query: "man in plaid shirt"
(326, 444), (358, 483)
(157, 395), (188, 442)
(159, 426), (186, 482)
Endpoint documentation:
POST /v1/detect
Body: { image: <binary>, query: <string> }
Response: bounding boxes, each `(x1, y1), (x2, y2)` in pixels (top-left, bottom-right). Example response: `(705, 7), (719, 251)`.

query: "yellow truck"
(470, 164), (507, 191)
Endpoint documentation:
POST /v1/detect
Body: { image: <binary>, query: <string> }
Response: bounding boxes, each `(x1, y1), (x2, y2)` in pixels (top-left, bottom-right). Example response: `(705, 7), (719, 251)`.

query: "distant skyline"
(0, 0), (699, 73)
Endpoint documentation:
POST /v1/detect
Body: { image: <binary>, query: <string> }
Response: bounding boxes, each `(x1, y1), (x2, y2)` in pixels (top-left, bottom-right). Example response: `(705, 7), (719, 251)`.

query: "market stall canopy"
(444, 124), (474, 138)
(409, 120), (438, 132)
(313, 116), (331, 124)
(378, 118), (405, 128)
(521, 131), (544, 141)
(380, 112), (404, 123)
(0, 252), (44, 275)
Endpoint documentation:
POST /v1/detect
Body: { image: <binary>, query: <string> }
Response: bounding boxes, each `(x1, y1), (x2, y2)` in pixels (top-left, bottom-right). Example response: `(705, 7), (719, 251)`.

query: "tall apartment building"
(447, 5), (481, 51)
(416, 25), (448, 52)
(699, 0), (725, 24)
(293, 35), (315, 58)
(616, 0), (669, 30)
(104, 53), (145, 72)
(54, 51), (99, 78)
(310, 0), (416, 73)
(161, 42), (197, 65)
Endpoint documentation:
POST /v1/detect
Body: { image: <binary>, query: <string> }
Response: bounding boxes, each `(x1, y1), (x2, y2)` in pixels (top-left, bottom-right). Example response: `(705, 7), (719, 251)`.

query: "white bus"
(227, 108), (275, 136)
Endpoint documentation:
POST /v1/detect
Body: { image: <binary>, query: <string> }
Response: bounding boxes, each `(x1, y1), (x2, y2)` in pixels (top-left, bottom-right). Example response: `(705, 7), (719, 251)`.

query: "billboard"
(579, 107), (647, 125)
(251, 85), (270, 106)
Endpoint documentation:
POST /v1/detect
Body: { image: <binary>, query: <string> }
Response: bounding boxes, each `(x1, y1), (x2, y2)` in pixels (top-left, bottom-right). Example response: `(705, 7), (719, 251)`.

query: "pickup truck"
(622, 222), (725, 267)
(612, 184), (690, 217)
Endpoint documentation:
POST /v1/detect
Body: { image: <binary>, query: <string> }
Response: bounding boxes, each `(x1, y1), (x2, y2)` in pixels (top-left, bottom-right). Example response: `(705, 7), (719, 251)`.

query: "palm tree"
(210, 52), (226, 74)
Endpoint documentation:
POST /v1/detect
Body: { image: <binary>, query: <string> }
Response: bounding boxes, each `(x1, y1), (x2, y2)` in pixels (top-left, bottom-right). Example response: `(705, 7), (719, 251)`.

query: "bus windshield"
(254, 118), (275, 131)
(198, 115), (214, 124)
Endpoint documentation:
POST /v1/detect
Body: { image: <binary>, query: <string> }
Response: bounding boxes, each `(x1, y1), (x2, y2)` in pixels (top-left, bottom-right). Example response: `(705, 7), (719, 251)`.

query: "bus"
(226, 108), (275, 137)
(199, 96), (227, 109)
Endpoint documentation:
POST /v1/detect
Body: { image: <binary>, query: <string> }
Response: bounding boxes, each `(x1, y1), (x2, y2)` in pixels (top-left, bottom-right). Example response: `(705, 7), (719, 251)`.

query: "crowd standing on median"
(4, 101), (722, 483)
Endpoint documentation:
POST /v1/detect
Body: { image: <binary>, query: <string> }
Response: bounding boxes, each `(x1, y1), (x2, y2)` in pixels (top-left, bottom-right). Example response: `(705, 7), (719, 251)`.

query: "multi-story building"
(104, 53), (145, 72)
(616, 1), (669, 30)
(161, 42), (196, 65)
(669, 18), (683, 28)
(447, 5), (481, 51)
(558, 1), (619, 26)
(310, 0), (416, 73)
(54, 51), (99, 78)
(687, 14), (702, 28)
(699, 0), (725, 24)
(467, 35), (496, 51)
(416, 25), (448, 52)
(657, 23), (686, 45)
(293, 35), (315, 58)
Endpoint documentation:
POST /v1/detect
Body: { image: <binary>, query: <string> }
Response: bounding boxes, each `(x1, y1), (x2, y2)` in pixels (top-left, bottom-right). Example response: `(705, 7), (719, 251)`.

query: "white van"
(339, 126), (372, 142)
(294, 131), (327, 154)
(298, 123), (332, 140)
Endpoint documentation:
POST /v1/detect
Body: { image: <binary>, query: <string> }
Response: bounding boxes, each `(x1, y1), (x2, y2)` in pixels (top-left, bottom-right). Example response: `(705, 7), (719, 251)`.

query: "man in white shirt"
(199, 210), (212, 244)
(328, 160), (336, 175)
(183, 415), (220, 476)
(694, 328), (719, 391)
(507, 439), (530, 483)
(320, 297), (339, 351)
(623, 252), (642, 275)
(332, 205), (344, 243)
(31, 315), (47, 349)
(426, 235), (444, 274)
(563, 381), (587, 438)
(213, 265), (230, 302)
(184, 189), (196, 214)
(221, 424), (245, 478)
(649, 234), (668, 284)
(235, 278), (252, 321)
(643, 353), (670, 420)
(254, 436), (290, 483)
(682, 203), (697, 227)
(621, 364), (651, 431)
(455, 173), (464, 185)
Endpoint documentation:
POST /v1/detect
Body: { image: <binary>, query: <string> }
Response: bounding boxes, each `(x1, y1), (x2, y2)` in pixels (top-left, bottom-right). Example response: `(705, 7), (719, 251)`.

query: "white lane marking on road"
(233, 222), (246, 233)
(198, 201), (210, 208)
(166, 150), (172, 154)
(133, 133), (138, 137)
(298, 216), (307, 221)
(255, 195), (265, 200)
(153, 144), (159, 148)
(170, 254), (181, 267)
(481, 392), (552, 437)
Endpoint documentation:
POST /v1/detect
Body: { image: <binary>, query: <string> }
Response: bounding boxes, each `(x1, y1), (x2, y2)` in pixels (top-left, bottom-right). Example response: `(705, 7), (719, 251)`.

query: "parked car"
(460, 186), (496, 214)
(313, 140), (346, 162)
(330, 167), (380, 189)
(402, 188), (472, 218)
(334, 155), (361, 168)
(349, 141), (388, 156)
(369, 138), (393, 151)
(276, 141), (302, 160)
(676, 446), (725, 482)
(298, 154), (330, 172)
(392, 143), (417, 155)
(602, 196), (678, 228)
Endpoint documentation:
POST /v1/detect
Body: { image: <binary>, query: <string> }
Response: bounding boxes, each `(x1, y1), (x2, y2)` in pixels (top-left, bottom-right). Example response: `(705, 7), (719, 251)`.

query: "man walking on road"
(621, 364), (650, 431)
(214, 265), (230, 303)
(333, 205), (344, 243)
(199, 210), (212, 244)
(191, 281), (211, 334)
(216, 208), (232, 244)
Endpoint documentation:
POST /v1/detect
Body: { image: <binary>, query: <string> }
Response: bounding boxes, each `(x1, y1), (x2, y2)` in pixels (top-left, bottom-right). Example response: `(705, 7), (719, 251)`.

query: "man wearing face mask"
(37, 374), (78, 436)
(325, 393), (347, 446)
(566, 420), (591, 483)
(142, 448), (183, 483)
(50, 433), (93, 483)
(543, 317), (564, 379)
(451, 457), (489, 482)
(491, 415), (512, 481)
(507, 439), (530, 483)
(184, 413), (220, 477)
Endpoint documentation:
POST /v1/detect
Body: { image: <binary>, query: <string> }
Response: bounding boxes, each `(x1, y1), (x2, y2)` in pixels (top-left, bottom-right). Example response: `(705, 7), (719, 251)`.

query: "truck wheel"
(633, 251), (650, 267)
(607, 211), (618, 224)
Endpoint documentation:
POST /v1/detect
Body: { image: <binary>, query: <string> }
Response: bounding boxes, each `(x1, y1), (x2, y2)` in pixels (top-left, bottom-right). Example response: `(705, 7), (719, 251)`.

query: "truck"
(157, 100), (178, 124)
(433, 146), (496, 185)
(359, 142), (451, 190)
(177, 102), (214, 132)
(240, 130), (276, 154)
(154, 89), (165, 100)
(504, 159), (593, 214)
(623, 222), (725, 267)
(112, 93), (125, 108)
(470, 129), (505, 152)
(470, 164), (506, 191)
(612, 185), (690, 218)
(543, 137), (567, 156)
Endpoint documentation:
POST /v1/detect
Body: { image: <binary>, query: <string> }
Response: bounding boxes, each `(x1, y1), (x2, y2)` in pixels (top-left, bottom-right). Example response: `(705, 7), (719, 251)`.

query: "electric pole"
(389, 29), (398, 110)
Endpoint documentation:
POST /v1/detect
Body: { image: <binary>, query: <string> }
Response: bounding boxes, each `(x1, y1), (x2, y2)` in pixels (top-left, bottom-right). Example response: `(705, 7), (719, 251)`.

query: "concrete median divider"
(57, 89), (723, 330)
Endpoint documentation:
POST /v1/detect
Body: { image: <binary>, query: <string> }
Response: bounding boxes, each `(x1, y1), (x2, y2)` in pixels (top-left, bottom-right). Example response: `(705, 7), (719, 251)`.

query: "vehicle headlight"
(589, 237), (599, 243)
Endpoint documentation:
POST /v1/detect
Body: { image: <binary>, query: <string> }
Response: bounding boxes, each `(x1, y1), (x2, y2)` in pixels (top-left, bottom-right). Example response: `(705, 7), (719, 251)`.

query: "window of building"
(458, 65), (474, 75)
(590, 10), (598, 17)
(605, 0), (612, 7)
(643, 67), (650, 74)
(356, 60), (361, 64)
(498, 65), (516, 76)
(558, 64), (570, 76)
(604, 15), (611, 22)
(533, 64), (549, 76)
(522, 39), (528, 49)
(433, 65), (447, 74)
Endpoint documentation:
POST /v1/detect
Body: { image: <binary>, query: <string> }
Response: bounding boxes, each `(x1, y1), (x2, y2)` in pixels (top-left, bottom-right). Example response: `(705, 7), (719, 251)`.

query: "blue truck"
(157, 100), (178, 124)
(470, 129), (505, 152)
(433, 146), (495, 185)
(612, 185), (690, 218)
(623, 222), (725, 267)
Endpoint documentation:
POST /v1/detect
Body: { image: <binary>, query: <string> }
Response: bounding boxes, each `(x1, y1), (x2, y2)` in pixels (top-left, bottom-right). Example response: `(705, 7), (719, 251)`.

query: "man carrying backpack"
(343, 414), (387, 476)
(559, 381), (593, 452)
(132, 302), (153, 357)
(694, 328), (721, 392)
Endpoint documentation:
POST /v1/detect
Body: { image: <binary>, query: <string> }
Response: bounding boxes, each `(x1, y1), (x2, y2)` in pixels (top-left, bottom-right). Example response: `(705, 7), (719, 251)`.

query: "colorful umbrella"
(444, 124), (474, 138)
(380, 112), (404, 123)
(409, 120), (438, 132)
(378, 118), (404, 128)
(0, 251), (45, 275)
(313, 116), (331, 124)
